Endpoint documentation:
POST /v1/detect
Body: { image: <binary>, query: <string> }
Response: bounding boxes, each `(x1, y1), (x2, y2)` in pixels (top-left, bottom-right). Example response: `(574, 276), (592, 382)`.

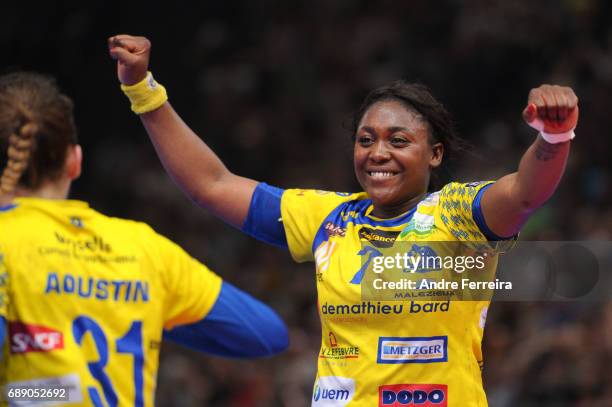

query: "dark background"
(3, 1), (612, 405)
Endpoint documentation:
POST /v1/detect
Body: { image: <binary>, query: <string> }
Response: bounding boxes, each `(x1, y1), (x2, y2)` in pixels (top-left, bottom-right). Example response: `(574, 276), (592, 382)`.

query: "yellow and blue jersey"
(244, 181), (510, 407)
(0, 197), (288, 407)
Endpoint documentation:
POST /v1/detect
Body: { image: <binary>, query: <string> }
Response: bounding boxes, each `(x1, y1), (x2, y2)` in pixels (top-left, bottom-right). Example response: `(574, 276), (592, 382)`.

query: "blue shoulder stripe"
(0, 316), (5, 356)
(472, 184), (514, 241)
(0, 204), (17, 212)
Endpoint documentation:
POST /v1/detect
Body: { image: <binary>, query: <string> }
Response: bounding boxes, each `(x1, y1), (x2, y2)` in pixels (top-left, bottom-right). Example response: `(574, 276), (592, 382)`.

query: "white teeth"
(369, 171), (395, 178)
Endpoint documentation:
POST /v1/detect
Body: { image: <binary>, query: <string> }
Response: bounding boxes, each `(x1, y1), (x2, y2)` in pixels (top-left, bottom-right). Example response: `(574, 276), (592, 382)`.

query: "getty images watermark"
(357, 241), (612, 302)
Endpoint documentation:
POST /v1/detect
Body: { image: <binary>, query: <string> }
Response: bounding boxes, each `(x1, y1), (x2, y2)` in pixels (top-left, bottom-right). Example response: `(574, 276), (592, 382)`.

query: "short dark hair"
(351, 80), (465, 191)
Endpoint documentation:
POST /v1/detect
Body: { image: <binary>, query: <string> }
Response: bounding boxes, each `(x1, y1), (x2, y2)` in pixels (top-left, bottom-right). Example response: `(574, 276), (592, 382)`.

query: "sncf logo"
(379, 384), (447, 406)
(9, 322), (64, 354)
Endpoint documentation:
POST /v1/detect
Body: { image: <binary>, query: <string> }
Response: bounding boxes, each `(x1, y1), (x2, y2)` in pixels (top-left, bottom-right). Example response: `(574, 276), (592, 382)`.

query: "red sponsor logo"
(9, 322), (64, 354)
(379, 384), (447, 406)
(324, 222), (346, 238)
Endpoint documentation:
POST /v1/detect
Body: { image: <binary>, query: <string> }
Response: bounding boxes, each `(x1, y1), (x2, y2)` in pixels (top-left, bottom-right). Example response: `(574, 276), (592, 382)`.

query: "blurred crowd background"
(4, 0), (612, 405)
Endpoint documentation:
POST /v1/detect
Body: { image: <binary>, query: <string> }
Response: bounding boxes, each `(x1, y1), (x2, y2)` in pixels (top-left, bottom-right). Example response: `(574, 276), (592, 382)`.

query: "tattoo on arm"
(535, 140), (561, 161)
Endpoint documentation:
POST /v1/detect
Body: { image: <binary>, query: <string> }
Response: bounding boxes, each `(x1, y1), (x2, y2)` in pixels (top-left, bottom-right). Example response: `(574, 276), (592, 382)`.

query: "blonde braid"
(0, 122), (37, 194)
(0, 72), (77, 193)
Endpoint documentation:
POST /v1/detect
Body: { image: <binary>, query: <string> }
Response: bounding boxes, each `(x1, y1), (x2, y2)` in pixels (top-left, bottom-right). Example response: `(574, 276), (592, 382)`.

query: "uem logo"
(379, 384), (447, 406)
(9, 322), (64, 354)
(377, 336), (448, 364)
(313, 386), (349, 402)
(312, 376), (355, 406)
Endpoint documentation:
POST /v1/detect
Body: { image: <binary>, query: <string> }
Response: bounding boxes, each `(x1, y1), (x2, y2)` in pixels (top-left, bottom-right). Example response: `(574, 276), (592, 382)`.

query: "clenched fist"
(522, 84), (579, 135)
(108, 35), (151, 85)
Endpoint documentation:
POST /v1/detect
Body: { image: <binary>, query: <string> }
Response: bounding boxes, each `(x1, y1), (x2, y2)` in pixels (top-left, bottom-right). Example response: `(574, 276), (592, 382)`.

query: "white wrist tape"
(530, 117), (576, 144)
(540, 130), (575, 144)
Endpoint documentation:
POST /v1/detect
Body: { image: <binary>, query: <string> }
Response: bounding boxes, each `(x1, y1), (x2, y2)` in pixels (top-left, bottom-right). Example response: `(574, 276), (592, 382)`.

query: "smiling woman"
(351, 82), (460, 218)
(109, 34), (579, 407)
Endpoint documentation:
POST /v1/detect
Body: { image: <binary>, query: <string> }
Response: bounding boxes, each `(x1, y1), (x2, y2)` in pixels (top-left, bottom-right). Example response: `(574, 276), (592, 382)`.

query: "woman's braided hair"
(0, 72), (77, 194)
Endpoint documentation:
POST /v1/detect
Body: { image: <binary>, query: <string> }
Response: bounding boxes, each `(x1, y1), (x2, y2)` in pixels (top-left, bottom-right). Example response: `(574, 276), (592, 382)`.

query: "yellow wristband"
(120, 72), (168, 114)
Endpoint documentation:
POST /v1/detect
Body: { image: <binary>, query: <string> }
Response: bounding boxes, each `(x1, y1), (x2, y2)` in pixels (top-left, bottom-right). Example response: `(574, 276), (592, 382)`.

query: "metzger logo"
(312, 376), (355, 406)
(379, 384), (447, 406)
(377, 336), (448, 364)
(9, 322), (64, 353)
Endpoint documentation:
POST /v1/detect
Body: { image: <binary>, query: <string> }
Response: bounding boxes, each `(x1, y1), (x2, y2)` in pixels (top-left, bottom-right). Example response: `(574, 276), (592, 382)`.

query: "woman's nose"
(370, 141), (391, 162)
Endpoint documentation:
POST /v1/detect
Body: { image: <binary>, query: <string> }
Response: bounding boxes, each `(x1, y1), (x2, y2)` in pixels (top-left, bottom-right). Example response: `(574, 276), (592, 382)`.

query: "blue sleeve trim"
(0, 204), (17, 212)
(0, 317), (5, 358)
(472, 183), (514, 241)
(163, 281), (289, 358)
(241, 183), (288, 249)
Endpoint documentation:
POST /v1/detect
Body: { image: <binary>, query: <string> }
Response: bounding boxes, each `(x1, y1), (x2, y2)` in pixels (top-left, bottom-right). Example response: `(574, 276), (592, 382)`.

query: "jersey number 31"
(73, 316), (144, 407)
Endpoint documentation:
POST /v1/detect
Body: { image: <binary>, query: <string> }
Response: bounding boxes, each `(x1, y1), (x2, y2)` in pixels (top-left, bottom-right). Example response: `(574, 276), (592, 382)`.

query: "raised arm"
(108, 35), (257, 228)
(481, 85), (579, 238)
